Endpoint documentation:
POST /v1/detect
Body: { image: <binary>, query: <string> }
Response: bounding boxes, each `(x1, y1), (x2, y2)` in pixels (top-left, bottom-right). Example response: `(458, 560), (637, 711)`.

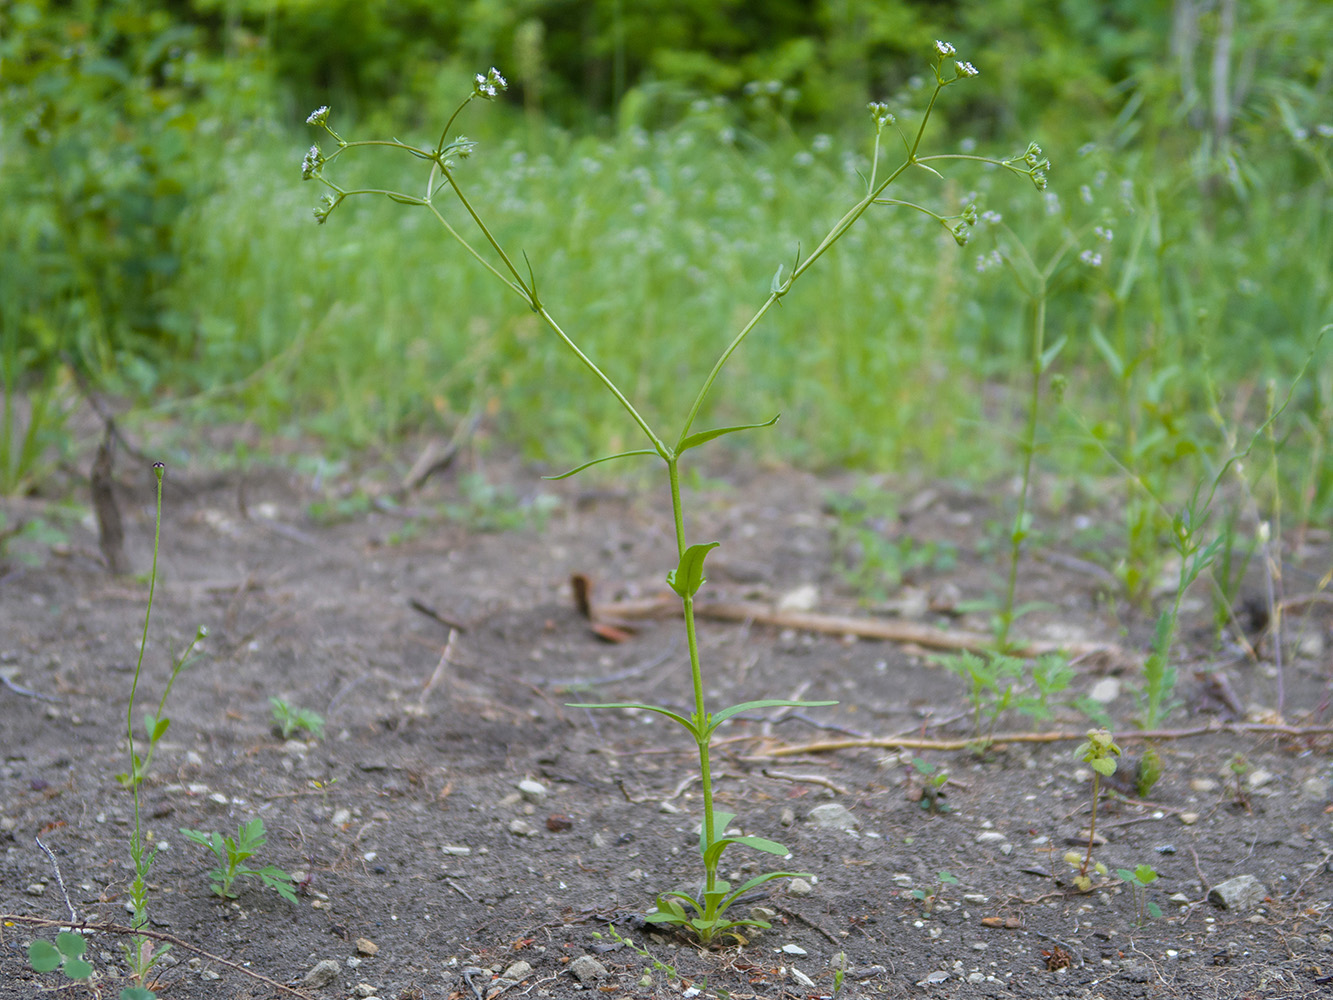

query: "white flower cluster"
(934, 40), (956, 57)
(474, 67), (508, 99)
(1093, 225), (1113, 243)
(305, 106), (330, 126)
(300, 144), (322, 180)
(955, 61), (979, 78)
(1079, 249), (1103, 268)
(867, 101), (895, 128)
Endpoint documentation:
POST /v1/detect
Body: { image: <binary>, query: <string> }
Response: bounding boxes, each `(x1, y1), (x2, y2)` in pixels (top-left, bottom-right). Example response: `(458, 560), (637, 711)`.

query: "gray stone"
(304, 959), (341, 988)
(1301, 777), (1329, 801)
(806, 803), (858, 831)
(354, 985), (377, 998)
(1088, 678), (1120, 704)
(1208, 874), (1268, 911)
(569, 955), (608, 983)
(500, 961), (533, 981)
(975, 831), (1008, 845)
(517, 779), (547, 803)
(508, 819), (539, 837)
(786, 878), (813, 897)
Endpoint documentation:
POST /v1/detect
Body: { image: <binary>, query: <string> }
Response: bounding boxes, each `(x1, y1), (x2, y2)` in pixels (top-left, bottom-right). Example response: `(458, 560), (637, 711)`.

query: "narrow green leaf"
(726, 871), (811, 898)
(149, 717), (170, 741)
(770, 264), (786, 294)
(28, 939), (61, 973)
(707, 698), (837, 731)
(700, 810), (737, 856)
(725, 835), (790, 857)
(564, 702), (693, 731)
(543, 449), (659, 480)
(1089, 326), (1124, 380)
(666, 541), (720, 599)
(678, 414), (780, 454)
(385, 192), (425, 205)
(1146, 901), (1162, 919)
(1040, 335), (1068, 372)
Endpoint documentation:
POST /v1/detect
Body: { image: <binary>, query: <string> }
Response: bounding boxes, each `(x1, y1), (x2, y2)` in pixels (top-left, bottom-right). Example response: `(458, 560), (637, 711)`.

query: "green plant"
(1227, 752), (1252, 810)
(304, 43), (1044, 943)
(593, 924), (678, 983)
(179, 818), (298, 903)
(910, 757), (951, 814)
(943, 650), (1075, 745)
(826, 484), (956, 601)
(269, 697), (325, 741)
(911, 870), (959, 915)
(1070, 728), (1120, 887)
(118, 463), (206, 984)
(28, 930), (92, 983)
(1115, 863), (1162, 924)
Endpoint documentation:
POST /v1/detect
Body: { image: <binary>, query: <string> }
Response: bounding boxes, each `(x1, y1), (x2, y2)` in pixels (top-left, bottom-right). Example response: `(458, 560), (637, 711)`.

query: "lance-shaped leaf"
(677, 414), (780, 455)
(564, 701), (693, 732)
(706, 698), (838, 735)
(1041, 335), (1068, 372)
(699, 809), (738, 857)
(667, 542), (719, 599)
(543, 449), (660, 480)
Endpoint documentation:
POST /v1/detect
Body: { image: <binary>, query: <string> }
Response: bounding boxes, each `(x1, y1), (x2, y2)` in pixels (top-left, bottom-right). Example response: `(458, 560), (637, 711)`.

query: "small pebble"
(304, 959), (340, 988)
(355, 938), (378, 956)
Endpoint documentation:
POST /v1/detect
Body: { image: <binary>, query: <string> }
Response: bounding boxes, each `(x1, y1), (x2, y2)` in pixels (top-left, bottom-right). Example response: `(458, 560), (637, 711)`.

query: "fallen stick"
(757, 720), (1333, 757)
(0, 914), (312, 997)
(596, 596), (1122, 661)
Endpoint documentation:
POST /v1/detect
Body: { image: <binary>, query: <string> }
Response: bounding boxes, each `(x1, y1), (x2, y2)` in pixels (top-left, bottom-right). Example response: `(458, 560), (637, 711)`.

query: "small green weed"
(1070, 728), (1120, 888)
(28, 931), (92, 983)
(1115, 863), (1162, 924)
(269, 697), (325, 741)
(593, 924), (678, 982)
(179, 818), (298, 903)
(910, 757), (951, 813)
(943, 651), (1075, 745)
(911, 871), (959, 914)
(827, 485), (956, 601)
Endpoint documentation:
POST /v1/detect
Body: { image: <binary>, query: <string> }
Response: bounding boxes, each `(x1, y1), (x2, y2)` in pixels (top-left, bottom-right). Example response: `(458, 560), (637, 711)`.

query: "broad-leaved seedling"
(303, 43), (1046, 942)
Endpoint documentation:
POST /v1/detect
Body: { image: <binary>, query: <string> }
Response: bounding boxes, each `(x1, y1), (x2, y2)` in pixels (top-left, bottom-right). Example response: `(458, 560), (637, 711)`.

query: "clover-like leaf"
(28, 939), (62, 973)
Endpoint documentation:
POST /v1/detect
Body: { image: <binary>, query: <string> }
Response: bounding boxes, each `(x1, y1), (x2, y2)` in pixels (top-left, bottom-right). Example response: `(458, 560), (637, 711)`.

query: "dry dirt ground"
(1, 437), (1331, 1000)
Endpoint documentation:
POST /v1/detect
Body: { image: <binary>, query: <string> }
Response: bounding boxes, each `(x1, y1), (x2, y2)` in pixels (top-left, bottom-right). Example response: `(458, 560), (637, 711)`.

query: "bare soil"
(2, 437), (1331, 1000)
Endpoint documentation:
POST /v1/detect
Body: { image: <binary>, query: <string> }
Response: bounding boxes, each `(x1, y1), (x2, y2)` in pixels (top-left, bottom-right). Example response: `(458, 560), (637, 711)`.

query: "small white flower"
(812, 133), (832, 152)
(1079, 249), (1103, 267)
(300, 144), (322, 179)
(981, 210), (1003, 224)
(1094, 225), (1113, 242)
(1080, 184), (1094, 205)
(305, 106), (330, 126)
(934, 40), (956, 57)
(1317, 123), (1333, 138)
(955, 61), (979, 78)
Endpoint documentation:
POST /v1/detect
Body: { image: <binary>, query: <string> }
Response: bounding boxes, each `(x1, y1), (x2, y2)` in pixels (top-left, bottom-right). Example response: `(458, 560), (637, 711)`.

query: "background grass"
(2, 1), (1331, 527)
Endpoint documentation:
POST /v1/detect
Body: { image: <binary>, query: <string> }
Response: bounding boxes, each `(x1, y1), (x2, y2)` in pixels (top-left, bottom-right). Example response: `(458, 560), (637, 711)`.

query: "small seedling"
(910, 758), (951, 813)
(593, 924), (678, 981)
(269, 697), (325, 740)
(1228, 752), (1252, 810)
(1073, 728), (1121, 883)
(1116, 863), (1162, 924)
(911, 871), (959, 914)
(1135, 745), (1164, 798)
(179, 818), (298, 903)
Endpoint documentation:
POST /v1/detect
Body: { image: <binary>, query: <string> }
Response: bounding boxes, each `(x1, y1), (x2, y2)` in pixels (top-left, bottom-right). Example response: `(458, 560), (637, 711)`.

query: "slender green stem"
(998, 279), (1046, 650)
(538, 307), (669, 458)
(1083, 772), (1100, 875)
(668, 459), (716, 891)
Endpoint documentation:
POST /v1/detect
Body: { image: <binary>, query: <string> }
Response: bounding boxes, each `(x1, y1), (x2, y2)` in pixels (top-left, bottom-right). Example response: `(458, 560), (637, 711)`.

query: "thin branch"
(761, 721), (1333, 757)
(0, 914), (313, 997)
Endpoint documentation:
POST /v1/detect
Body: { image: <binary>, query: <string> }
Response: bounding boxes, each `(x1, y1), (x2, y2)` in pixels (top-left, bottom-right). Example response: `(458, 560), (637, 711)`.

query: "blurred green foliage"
(0, 0), (1329, 525)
